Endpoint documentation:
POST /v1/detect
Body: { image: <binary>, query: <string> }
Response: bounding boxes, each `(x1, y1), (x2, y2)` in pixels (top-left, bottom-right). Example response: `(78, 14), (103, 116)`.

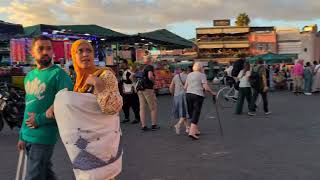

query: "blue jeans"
(25, 142), (57, 180)
(304, 77), (312, 93)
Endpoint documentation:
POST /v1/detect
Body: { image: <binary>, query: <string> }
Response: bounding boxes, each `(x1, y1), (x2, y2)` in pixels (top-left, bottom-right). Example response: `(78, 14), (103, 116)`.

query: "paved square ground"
(1, 92), (320, 180)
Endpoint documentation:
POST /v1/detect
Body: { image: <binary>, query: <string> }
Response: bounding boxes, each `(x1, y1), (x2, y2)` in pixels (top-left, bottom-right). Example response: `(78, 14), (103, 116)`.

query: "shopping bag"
(54, 90), (122, 180)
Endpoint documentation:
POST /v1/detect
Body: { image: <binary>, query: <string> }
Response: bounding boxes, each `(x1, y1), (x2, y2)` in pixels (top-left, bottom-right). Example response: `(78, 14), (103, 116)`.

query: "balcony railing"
(197, 36), (248, 42)
(198, 52), (249, 58)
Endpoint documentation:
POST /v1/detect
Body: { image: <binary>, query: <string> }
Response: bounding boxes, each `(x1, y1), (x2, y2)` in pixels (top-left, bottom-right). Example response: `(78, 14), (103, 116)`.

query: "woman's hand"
(211, 91), (217, 96)
(85, 75), (105, 93)
(46, 105), (55, 119)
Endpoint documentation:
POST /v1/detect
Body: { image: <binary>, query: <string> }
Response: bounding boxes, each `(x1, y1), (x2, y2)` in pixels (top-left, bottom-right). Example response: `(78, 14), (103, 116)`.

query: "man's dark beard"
(37, 56), (52, 67)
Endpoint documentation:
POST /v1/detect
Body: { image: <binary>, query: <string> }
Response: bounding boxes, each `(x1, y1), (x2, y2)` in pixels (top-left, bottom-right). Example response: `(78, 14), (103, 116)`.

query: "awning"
(247, 52), (295, 64)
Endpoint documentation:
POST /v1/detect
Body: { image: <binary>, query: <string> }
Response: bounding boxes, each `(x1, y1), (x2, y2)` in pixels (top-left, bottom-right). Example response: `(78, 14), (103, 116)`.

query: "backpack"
(249, 66), (263, 90)
(231, 59), (245, 77)
(134, 69), (147, 92)
(135, 77), (145, 92)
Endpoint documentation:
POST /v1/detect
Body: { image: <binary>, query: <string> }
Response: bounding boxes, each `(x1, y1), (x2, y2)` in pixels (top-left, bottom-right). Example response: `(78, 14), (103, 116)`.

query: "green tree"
(235, 13), (250, 26)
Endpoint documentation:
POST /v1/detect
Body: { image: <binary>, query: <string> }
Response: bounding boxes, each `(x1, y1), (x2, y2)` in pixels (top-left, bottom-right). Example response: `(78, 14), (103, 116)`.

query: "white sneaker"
(185, 127), (190, 133)
(265, 111), (272, 115)
(174, 124), (180, 135)
(248, 112), (256, 116)
(304, 93), (312, 96)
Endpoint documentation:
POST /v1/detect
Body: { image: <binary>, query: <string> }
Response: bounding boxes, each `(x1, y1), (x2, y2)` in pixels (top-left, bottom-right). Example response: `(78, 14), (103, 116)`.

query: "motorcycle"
(0, 82), (25, 132)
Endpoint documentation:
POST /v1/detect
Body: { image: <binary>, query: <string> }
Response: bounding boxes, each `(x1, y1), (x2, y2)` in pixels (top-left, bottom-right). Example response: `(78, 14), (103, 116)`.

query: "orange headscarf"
(71, 39), (97, 92)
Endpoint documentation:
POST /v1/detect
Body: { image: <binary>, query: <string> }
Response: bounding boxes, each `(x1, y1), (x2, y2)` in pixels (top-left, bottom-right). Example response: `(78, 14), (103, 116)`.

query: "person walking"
(235, 62), (252, 114)
(17, 36), (73, 180)
(54, 39), (123, 180)
(137, 57), (159, 131)
(169, 67), (190, 135)
(185, 62), (216, 140)
(292, 59), (304, 95)
(312, 61), (320, 93)
(248, 60), (271, 116)
(120, 60), (140, 124)
(304, 62), (313, 95)
(231, 58), (245, 100)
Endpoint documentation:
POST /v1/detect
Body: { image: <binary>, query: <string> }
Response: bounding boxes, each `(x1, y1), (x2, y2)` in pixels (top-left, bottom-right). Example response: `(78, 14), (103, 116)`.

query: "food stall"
(153, 60), (174, 94)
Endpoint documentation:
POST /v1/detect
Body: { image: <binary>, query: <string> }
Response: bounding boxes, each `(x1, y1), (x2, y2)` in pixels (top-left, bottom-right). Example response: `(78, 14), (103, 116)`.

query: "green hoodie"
(19, 65), (73, 145)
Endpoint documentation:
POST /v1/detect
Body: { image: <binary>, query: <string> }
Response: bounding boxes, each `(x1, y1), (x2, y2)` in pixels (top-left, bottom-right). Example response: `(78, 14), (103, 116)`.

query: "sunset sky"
(1, 0), (319, 39)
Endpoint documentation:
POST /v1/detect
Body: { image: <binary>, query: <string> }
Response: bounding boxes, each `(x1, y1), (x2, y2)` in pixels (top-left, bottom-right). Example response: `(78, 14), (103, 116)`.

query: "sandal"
(188, 134), (199, 140)
(151, 125), (160, 131)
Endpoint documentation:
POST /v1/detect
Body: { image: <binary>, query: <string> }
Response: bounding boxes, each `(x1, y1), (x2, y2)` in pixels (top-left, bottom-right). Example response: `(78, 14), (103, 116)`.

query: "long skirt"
(173, 93), (189, 119)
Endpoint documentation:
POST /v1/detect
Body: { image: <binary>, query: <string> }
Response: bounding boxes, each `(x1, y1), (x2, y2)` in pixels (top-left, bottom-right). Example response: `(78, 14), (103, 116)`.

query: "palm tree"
(235, 13), (250, 27)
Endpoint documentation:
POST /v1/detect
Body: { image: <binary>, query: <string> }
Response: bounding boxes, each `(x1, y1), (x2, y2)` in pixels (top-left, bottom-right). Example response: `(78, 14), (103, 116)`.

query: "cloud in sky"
(0, 0), (319, 35)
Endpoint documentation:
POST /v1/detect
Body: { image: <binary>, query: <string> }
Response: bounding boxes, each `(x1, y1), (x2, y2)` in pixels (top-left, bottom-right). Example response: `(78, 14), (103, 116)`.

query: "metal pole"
(213, 95), (224, 136)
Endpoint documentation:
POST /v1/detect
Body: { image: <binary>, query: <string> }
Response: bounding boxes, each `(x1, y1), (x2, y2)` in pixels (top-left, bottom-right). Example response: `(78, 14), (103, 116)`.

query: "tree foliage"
(235, 13), (250, 26)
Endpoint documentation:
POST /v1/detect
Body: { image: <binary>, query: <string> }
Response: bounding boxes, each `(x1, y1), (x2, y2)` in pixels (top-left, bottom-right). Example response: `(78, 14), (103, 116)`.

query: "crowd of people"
(118, 56), (216, 140)
(224, 59), (271, 116)
(17, 37), (217, 179)
(224, 58), (320, 116)
(16, 35), (320, 180)
(291, 60), (320, 95)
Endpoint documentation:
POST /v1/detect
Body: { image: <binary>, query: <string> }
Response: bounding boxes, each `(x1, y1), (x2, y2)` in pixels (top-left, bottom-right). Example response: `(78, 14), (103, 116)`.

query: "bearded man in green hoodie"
(17, 36), (73, 180)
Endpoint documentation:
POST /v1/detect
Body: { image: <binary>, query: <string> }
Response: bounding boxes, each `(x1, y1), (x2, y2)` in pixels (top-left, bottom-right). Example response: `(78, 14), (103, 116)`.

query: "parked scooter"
(0, 82), (25, 132)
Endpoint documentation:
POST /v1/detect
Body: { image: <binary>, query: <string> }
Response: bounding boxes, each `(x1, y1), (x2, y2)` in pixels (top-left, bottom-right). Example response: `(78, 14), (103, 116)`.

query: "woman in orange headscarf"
(71, 39), (122, 114)
(54, 39), (123, 180)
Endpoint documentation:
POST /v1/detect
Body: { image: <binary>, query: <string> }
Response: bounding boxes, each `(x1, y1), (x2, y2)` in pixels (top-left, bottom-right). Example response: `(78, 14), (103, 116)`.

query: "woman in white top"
(312, 63), (320, 92)
(235, 62), (252, 114)
(184, 62), (216, 140)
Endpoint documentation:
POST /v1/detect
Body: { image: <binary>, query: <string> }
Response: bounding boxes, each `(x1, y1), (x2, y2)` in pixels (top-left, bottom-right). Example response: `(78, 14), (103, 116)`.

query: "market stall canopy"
(247, 52), (295, 64)
(0, 21), (24, 40)
(137, 29), (194, 49)
(57, 25), (127, 37)
(23, 24), (127, 38)
(119, 29), (194, 49)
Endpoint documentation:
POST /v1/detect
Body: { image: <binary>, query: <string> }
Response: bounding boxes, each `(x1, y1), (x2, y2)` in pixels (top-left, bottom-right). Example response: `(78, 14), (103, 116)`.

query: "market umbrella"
(247, 52), (294, 64)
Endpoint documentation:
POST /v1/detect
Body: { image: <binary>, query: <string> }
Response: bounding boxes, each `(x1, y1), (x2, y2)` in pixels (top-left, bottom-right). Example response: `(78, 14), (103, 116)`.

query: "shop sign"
(214, 19), (231, 26)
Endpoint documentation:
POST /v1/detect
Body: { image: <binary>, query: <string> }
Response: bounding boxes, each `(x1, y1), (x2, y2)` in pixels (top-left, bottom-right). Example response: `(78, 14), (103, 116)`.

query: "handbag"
(122, 70), (134, 94)
(123, 83), (134, 94)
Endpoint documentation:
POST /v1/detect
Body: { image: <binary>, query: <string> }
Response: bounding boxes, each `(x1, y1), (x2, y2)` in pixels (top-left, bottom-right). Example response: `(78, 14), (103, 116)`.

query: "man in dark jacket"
(120, 60), (140, 124)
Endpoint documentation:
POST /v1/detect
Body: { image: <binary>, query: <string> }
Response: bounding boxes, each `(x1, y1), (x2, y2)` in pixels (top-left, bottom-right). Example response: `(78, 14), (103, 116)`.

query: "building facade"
(299, 25), (320, 63)
(276, 28), (301, 56)
(196, 26), (250, 64)
(249, 27), (277, 55)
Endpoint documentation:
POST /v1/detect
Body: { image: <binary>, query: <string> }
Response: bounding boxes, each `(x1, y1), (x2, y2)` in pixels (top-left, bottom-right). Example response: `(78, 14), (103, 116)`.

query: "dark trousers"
(122, 93), (140, 120)
(25, 143), (57, 180)
(186, 93), (204, 125)
(250, 89), (269, 113)
(235, 87), (252, 114)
